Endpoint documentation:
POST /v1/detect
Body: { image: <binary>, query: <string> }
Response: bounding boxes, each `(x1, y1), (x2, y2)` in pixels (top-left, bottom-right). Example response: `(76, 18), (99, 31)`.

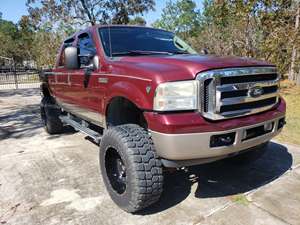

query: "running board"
(59, 115), (102, 144)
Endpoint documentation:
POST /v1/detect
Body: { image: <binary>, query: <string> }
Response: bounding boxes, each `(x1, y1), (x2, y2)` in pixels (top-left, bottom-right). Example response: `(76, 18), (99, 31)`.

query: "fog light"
(264, 122), (273, 132)
(210, 132), (235, 147)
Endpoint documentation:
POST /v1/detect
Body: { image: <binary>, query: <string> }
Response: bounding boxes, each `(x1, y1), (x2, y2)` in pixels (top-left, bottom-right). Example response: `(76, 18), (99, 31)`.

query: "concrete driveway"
(1, 89), (300, 225)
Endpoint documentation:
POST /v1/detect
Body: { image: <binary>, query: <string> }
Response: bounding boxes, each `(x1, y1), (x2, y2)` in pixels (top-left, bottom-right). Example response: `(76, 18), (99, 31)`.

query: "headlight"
(153, 80), (198, 111)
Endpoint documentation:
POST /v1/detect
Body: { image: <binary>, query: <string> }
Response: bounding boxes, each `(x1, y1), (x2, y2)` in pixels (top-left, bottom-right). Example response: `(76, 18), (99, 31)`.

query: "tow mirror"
(82, 55), (100, 87)
(65, 46), (79, 69)
(92, 55), (100, 70)
(82, 55), (100, 71)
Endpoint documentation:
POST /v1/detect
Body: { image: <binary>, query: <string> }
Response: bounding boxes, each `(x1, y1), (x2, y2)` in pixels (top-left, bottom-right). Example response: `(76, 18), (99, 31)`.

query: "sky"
(0, 0), (28, 23)
(0, 0), (203, 25)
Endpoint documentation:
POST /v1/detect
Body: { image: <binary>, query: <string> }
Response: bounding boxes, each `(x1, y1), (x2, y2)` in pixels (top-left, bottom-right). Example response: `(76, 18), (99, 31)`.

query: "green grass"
(275, 81), (300, 146)
(231, 194), (250, 205)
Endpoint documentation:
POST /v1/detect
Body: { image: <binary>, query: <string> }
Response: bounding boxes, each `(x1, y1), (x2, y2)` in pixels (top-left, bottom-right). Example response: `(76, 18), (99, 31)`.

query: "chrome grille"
(196, 67), (280, 120)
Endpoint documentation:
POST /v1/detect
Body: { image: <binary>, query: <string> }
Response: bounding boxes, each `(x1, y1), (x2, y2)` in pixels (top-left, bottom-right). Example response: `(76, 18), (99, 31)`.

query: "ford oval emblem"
(249, 86), (264, 98)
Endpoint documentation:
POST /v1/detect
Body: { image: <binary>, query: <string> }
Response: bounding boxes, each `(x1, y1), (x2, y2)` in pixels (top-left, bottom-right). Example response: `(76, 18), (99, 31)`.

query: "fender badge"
(98, 77), (108, 84)
(146, 86), (151, 94)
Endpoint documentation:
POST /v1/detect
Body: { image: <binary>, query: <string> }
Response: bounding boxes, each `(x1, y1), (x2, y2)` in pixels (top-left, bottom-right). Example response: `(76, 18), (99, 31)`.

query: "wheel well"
(106, 97), (147, 128)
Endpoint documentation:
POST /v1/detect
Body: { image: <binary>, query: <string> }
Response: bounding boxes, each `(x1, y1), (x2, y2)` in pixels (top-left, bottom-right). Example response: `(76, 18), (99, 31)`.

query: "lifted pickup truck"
(40, 25), (286, 213)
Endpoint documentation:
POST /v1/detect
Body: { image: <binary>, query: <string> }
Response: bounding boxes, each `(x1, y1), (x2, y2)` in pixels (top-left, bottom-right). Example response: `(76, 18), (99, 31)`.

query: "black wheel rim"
(105, 147), (127, 194)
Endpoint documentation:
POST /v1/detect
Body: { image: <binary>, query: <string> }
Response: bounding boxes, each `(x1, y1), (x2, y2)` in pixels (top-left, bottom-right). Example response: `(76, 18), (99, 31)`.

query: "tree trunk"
(79, 0), (96, 25)
(289, 2), (299, 83)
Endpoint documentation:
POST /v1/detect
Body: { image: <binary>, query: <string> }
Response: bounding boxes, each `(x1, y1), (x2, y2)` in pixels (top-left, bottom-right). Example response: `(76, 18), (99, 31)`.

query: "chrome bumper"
(150, 115), (285, 161)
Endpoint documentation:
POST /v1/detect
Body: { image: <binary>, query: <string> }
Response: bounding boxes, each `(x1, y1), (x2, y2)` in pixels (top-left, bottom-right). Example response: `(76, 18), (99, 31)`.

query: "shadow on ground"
(0, 99), (75, 140)
(0, 103), (42, 139)
(141, 142), (292, 215)
(0, 88), (40, 98)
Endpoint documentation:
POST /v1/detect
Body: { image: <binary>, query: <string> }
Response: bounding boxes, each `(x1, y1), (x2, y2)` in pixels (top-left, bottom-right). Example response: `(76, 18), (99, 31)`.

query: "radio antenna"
(108, 18), (112, 58)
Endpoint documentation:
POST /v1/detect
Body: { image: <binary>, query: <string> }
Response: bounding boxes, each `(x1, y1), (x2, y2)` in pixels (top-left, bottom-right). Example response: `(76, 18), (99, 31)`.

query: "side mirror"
(82, 55), (100, 71)
(65, 46), (79, 69)
(82, 55), (100, 87)
(92, 55), (100, 70)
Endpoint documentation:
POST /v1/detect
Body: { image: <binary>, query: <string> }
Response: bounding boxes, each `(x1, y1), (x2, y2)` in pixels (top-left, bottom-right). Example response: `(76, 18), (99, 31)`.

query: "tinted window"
(64, 37), (75, 47)
(77, 33), (96, 67)
(78, 33), (96, 56)
(99, 27), (196, 57)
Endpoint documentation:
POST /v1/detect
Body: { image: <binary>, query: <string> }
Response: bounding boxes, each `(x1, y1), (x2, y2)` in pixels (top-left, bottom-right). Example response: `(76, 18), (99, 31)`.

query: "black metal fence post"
(13, 64), (18, 89)
(0, 66), (40, 90)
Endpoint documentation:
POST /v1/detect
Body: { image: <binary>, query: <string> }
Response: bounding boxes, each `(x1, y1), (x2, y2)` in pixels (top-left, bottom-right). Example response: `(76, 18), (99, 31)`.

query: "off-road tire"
(40, 96), (64, 134)
(227, 142), (269, 164)
(99, 124), (163, 213)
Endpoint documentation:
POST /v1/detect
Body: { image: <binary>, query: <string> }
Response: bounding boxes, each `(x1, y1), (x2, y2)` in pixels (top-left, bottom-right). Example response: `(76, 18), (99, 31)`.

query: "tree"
(0, 18), (20, 60)
(289, 1), (300, 84)
(128, 16), (147, 26)
(32, 30), (63, 68)
(152, 0), (200, 39)
(24, 0), (155, 68)
(186, 0), (299, 79)
(26, 0), (155, 30)
(0, 14), (60, 68)
(18, 16), (35, 61)
(107, 0), (154, 24)
(153, 0), (300, 82)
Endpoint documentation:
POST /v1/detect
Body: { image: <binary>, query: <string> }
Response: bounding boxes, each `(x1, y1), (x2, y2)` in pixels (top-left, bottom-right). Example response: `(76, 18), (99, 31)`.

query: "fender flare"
(105, 81), (152, 113)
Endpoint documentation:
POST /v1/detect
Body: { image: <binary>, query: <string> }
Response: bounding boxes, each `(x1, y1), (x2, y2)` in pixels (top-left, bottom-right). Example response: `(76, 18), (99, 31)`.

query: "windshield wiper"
(112, 50), (190, 57)
(112, 50), (173, 57)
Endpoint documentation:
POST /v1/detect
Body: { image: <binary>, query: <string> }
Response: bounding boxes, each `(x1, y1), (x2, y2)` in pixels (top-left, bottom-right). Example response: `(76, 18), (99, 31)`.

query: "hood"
(115, 54), (274, 83)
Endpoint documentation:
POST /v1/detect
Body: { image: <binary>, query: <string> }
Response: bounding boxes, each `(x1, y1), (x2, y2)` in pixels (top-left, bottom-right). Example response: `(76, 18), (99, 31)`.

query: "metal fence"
(0, 67), (40, 90)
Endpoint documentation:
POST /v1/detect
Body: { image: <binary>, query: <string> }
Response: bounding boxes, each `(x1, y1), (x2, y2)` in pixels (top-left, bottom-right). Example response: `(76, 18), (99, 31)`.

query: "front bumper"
(150, 115), (285, 161)
(144, 97), (286, 134)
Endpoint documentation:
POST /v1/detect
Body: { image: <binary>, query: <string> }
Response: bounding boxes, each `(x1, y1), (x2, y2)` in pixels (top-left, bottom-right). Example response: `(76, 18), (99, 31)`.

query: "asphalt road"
(1, 89), (300, 225)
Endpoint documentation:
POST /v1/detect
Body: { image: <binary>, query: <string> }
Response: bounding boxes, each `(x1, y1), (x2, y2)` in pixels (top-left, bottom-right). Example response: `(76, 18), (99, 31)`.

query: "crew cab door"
(67, 32), (105, 126)
(49, 38), (75, 102)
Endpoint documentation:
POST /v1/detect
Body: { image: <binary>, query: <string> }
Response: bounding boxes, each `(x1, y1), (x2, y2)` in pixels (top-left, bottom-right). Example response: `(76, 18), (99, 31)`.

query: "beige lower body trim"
(56, 99), (105, 127)
(150, 115), (285, 161)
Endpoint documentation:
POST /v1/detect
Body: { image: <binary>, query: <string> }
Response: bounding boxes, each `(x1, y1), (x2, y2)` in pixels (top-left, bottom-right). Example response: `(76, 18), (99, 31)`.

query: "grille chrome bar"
(221, 104), (277, 117)
(220, 92), (278, 106)
(217, 79), (279, 92)
(196, 67), (280, 120)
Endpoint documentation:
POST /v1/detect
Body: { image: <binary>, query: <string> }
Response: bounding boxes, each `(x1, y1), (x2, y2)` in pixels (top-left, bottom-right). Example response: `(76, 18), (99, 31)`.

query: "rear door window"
(78, 33), (96, 56)
(77, 32), (96, 67)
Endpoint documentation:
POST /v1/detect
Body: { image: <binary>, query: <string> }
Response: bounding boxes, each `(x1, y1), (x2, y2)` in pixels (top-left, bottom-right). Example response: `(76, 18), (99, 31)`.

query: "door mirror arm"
(83, 65), (92, 88)
(83, 65), (93, 76)
(81, 55), (100, 73)
(82, 55), (100, 88)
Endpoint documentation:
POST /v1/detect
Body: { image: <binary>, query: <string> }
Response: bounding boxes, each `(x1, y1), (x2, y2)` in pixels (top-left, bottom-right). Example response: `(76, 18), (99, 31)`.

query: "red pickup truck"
(40, 25), (286, 213)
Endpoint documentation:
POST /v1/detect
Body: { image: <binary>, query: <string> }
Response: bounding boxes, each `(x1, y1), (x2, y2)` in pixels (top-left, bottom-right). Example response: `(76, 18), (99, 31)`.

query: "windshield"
(98, 26), (197, 57)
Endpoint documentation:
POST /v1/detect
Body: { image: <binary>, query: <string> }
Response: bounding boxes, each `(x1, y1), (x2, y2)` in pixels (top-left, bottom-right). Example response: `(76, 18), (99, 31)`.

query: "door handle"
(83, 68), (92, 88)
(83, 74), (90, 88)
